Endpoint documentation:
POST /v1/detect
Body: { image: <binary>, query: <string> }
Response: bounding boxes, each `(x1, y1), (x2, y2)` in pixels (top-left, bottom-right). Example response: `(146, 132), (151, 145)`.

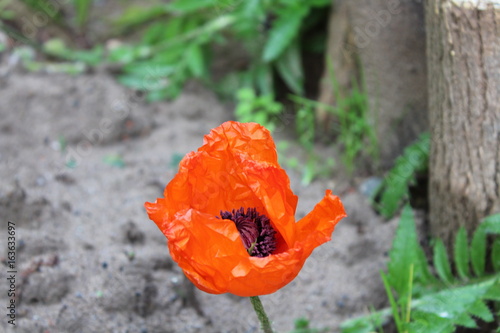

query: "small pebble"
(359, 176), (383, 198)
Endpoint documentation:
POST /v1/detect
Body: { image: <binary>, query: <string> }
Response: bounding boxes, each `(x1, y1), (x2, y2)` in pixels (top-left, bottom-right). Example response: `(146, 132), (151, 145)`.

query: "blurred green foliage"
(235, 88), (283, 132)
(110, 0), (330, 100)
(341, 208), (500, 333)
(12, 0), (329, 101)
(5, 0), (326, 95)
(0, 0), (15, 20)
(3, 0), (380, 176)
(290, 317), (328, 333)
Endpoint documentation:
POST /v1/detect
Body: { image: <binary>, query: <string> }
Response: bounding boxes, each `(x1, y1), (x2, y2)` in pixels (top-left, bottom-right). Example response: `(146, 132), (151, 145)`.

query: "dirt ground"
(0, 65), (401, 333)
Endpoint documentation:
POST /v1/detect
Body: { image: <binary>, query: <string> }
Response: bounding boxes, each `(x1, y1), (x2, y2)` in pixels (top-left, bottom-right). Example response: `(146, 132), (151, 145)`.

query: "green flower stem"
(250, 296), (274, 333)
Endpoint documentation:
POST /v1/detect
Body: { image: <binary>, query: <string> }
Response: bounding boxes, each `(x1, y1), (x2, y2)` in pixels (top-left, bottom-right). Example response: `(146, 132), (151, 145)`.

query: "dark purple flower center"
(219, 207), (277, 257)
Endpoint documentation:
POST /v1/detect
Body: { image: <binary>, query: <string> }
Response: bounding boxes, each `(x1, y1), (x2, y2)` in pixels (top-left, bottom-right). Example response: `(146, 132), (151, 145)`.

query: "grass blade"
(381, 271), (403, 332)
(75, 0), (92, 29)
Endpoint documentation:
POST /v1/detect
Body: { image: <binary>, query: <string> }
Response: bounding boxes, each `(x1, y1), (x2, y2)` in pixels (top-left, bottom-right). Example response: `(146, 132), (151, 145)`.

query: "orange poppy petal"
(145, 198), (170, 231)
(167, 209), (306, 296)
(199, 121), (279, 166)
(225, 250), (305, 296)
(161, 209), (248, 294)
(295, 190), (347, 260)
(162, 150), (262, 217)
(237, 156), (298, 249)
(145, 202), (305, 296)
(157, 208), (302, 296)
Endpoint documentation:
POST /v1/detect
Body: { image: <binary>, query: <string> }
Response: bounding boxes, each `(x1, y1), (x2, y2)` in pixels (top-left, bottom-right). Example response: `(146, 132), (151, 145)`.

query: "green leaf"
(74, 0), (92, 29)
(275, 40), (304, 95)
(387, 206), (431, 297)
(492, 238), (500, 271)
(485, 280), (500, 301)
(414, 277), (497, 322)
(412, 311), (448, 331)
(186, 45), (205, 78)
(471, 213), (500, 276)
(142, 21), (169, 45)
(162, 17), (183, 40)
(254, 64), (274, 96)
(468, 299), (493, 322)
(108, 45), (147, 64)
(166, 0), (216, 13)
(453, 313), (477, 328)
(453, 227), (470, 280)
(470, 227), (486, 277)
(433, 239), (454, 284)
(340, 319), (377, 333)
(113, 5), (168, 29)
(123, 62), (176, 77)
(262, 6), (308, 62)
(308, 0), (331, 6)
(409, 311), (455, 333)
(480, 213), (500, 233)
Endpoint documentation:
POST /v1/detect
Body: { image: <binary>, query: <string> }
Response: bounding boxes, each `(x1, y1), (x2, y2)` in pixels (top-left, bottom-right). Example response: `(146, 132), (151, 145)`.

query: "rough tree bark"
(317, 0), (428, 170)
(426, 0), (500, 247)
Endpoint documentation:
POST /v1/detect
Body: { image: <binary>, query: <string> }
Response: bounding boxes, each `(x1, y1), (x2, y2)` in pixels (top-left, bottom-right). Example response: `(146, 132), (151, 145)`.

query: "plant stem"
(250, 296), (274, 333)
(405, 264), (414, 325)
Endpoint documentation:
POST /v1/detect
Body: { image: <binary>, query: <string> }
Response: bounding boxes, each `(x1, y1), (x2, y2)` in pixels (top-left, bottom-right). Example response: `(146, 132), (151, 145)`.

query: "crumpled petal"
(145, 121), (347, 296)
(295, 190), (347, 260)
(199, 121), (279, 166)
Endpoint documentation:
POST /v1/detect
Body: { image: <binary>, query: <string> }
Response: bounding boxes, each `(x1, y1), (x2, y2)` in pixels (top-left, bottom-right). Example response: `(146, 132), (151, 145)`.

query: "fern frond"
(340, 211), (500, 333)
(375, 132), (429, 219)
(341, 278), (500, 333)
(387, 206), (435, 298)
(410, 275), (499, 330)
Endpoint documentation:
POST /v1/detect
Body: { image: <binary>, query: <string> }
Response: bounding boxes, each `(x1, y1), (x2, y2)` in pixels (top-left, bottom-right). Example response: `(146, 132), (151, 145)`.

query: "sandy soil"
(0, 68), (399, 333)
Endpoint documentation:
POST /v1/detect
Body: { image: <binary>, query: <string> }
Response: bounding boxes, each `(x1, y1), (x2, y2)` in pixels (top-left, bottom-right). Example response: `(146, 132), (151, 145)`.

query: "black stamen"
(218, 207), (277, 257)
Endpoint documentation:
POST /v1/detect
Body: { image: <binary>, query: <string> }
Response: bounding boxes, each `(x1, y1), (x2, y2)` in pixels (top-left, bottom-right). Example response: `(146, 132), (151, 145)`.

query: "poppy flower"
(145, 121), (346, 297)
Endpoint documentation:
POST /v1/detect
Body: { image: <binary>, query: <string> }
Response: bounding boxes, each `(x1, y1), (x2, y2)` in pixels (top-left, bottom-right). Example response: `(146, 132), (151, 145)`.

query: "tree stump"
(426, 0), (500, 247)
(317, 0), (428, 170)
